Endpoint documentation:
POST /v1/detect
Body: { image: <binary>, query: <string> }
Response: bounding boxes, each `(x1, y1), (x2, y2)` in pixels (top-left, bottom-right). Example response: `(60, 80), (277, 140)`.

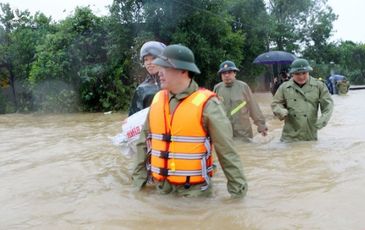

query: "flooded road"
(1, 90), (365, 229)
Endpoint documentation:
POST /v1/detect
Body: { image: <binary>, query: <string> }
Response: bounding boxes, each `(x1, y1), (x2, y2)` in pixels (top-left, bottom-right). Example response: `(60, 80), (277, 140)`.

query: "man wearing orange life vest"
(132, 44), (247, 198)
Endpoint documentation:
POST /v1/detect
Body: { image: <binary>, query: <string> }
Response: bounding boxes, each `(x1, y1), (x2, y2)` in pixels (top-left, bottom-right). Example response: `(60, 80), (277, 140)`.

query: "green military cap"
(152, 44), (201, 74)
(289, 58), (313, 74)
(217, 60), (239, 74)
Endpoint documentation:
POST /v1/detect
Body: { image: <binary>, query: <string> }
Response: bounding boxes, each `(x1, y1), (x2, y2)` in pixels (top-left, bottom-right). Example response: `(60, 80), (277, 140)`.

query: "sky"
(327, 0), (365, 43)
(1, 0), (113, 20)
(1, 0), (364, 43)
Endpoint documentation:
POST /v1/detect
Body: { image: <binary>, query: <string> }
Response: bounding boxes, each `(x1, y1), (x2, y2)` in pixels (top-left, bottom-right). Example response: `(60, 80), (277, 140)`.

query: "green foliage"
(32, 80), (79, 113)
(0, 90), (5, 114)
(28, 7), (133, 112)
(30, 7), (105, 85)
(1, 3), (53, 112)
(172, 10), (244, 87)
(336, 41), (365, 84)
(226, 0), (270, 85)
(136, 0), (245, 88)
(1, 0), (365, 114)
(267, 0), (337, 54)
(79, 64), (132, 112)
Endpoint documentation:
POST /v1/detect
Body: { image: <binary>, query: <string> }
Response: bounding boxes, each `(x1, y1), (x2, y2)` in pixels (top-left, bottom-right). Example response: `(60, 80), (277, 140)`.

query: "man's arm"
(203, 97), (248, 198)
(243, 84), (267, 134)
(271, 85), (288, 120)
(131, 118), (149, 190)
(316, 83), (334, 129)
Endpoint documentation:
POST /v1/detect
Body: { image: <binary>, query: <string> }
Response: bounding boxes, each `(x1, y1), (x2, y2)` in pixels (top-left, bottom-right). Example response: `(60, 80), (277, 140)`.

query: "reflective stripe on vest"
(148, 133), (207, 143)
(148, 89), (216, 186)
(150, 165), (214, 176)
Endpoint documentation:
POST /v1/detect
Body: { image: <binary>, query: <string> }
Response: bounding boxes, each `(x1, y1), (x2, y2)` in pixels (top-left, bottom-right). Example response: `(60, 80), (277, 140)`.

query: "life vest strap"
(171, 136), (207, 143)
(204, 137), (211, 158)
(148, 133), (207, 143)
(201, 156), (210, 189)
(151, 166), (214, 177)
(151, 149), (207, 160)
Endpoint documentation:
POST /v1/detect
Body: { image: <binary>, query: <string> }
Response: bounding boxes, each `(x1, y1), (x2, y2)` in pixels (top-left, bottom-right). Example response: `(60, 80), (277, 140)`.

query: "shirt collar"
(169, 79), (198, 101)
(286, 76), (316, 88)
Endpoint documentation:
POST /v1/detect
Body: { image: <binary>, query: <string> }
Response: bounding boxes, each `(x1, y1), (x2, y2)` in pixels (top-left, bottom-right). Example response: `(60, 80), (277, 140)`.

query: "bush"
(32, 80), (79, 113)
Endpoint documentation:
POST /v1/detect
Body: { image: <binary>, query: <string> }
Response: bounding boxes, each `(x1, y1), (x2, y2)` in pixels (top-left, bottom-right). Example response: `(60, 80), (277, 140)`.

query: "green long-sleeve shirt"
(213, 79), (267, 141)
(271, 76), (333, 142)
(132, 80), (247, 198)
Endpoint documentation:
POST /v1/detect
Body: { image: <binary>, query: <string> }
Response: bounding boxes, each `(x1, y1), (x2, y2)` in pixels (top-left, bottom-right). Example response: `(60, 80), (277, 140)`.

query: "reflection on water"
(1, 91), (365, 229)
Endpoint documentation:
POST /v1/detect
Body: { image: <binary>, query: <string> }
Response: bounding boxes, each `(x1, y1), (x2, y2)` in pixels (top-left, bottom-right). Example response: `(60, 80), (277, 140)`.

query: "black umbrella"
(253, 51), (296, 65)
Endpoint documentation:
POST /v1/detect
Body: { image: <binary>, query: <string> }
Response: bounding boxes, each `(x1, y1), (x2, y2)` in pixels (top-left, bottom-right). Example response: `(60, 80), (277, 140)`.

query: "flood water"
(1, 90), (365, 229)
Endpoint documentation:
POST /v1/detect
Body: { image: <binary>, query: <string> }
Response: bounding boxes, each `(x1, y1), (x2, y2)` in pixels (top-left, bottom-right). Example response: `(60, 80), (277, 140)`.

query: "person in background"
(271, 70), (290, 95)
(128, 41), (166, 116)
(213, 60), (268, 142)
(325, 74), (348, 95)
(271, 58), (334, 142)
(336, 79), (350, 95)
(132, 45), (247, 198)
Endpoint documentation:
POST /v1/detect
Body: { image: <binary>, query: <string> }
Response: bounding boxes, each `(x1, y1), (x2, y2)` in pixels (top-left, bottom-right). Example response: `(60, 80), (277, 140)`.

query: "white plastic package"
(112, 107), (149, 158)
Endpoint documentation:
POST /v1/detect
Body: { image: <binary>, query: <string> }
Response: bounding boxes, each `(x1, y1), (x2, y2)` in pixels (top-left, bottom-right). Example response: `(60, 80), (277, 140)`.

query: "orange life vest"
(148, 89), (216, 187)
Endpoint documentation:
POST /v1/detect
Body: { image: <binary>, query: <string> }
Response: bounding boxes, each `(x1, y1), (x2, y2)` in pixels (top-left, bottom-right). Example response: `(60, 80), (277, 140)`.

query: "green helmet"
(152, 44), (201, 74)
(289, 58), (313, 74)
(217, 60), (239, 75)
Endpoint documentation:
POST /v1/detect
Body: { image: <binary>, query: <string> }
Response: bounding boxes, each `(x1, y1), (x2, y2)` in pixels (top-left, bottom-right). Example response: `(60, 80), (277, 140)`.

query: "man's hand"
(260, 129), (268, 136)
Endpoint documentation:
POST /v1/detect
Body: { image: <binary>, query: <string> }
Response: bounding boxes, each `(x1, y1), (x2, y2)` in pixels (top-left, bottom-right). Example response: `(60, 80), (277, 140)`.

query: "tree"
(301, 1), (337, 65)
(29, 7), (124, 112)
(266, 0), (336, 54)
(226, 0), (271, 85)
(128, 0), (245, 88)
(0, 3), (53, 112)
(336, 41), (365, 84)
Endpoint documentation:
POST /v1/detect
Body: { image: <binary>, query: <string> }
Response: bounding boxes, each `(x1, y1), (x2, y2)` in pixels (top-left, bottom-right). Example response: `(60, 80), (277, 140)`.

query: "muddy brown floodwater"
(1, 90), (364, 229)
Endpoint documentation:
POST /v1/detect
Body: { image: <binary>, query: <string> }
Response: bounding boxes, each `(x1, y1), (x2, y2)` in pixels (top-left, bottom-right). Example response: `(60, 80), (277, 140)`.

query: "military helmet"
(217, 60), (239, 75)
(152, 44), (201, 74)
(140, 41), (166, 61)
(289, 58), (313, 74)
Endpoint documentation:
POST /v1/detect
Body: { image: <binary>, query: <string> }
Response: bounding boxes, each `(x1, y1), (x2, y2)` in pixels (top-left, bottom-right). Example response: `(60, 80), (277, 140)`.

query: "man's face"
(143, 55), (159, 75)
(158, 66), (182, 91)
(221, 70), (236, 85)
(292, 71), (309, 85)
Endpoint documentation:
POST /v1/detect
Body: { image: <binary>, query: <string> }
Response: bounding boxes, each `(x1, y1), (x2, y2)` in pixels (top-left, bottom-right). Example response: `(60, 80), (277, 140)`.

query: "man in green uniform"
(213, 60), (268, 142)
(132, 45), (247, 198)
(271, 58), (334, 142)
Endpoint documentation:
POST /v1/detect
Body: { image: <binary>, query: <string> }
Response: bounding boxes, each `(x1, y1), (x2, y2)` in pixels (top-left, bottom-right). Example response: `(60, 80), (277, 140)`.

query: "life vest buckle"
(184, 176), (191, 189)
(159, 168), (169, 176)
(161, 134), (171, 142)
(160, 151), (169, 159)
(184, 183), (191, 189)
